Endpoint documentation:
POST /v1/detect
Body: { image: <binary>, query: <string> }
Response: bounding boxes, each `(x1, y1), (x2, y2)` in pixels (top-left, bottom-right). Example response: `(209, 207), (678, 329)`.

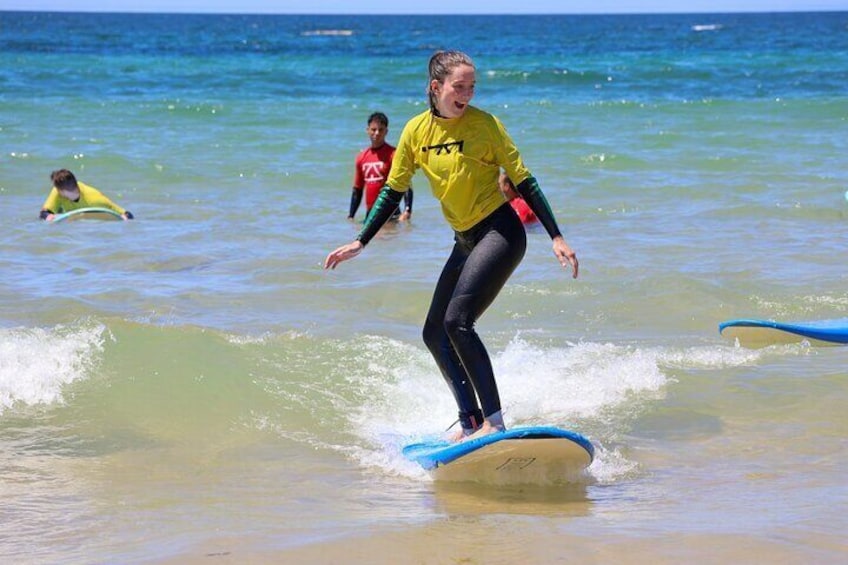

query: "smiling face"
(431, 63), (476, 119)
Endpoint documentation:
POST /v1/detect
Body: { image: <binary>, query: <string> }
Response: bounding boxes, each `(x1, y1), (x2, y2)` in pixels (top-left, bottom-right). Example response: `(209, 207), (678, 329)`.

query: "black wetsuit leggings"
(422, 204), (527, 428)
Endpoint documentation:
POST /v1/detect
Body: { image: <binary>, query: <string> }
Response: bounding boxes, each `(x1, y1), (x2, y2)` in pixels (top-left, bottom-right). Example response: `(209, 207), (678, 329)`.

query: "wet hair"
(368, 112), (388, 127)
(427, 50), (475, 116)
(50, 169), (78, 190)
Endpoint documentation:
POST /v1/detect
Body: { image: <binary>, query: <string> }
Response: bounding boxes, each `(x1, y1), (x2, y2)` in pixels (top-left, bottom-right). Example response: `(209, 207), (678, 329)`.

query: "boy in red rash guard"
(347, 112), (412, 222)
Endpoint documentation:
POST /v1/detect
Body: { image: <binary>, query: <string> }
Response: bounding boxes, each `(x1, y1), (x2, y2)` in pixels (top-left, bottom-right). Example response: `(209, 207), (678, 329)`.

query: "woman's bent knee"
(422, 318), (444, 352)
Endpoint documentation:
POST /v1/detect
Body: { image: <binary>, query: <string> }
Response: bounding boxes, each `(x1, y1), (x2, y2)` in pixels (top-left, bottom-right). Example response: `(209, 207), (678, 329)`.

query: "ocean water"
(1, 10), (848, 564)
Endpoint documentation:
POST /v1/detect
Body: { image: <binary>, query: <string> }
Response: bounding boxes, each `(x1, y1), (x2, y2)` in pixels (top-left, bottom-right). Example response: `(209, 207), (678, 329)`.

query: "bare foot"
(460, 420), (505, 442)
(448, 427), (469, 443)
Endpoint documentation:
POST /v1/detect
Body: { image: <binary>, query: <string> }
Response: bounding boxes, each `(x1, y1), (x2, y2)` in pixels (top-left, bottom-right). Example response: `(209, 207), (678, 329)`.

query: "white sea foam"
(341, 334), (772, 481)
(0, 323), (106, 413)
(301, 29), (353, 36)
(692, 24), (723, 32)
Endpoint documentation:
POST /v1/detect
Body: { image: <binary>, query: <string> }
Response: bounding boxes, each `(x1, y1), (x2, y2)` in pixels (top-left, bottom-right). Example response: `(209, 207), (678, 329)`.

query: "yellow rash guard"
(41, 182), (126, 215)
(386, 106), (530, 232)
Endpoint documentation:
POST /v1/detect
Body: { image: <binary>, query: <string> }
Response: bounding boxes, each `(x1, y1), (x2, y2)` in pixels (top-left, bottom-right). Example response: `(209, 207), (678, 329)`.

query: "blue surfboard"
(719, 318), (848, 347)
(403, 426), (594, 484)
(51, 207), (123, 223)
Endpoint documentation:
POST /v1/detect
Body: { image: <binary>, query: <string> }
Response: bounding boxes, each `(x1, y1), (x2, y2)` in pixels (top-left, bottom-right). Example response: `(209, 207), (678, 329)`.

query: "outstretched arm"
(324, 185), (405, 270)
(515, 176), (578, 278)
(355, 185), (405, 245)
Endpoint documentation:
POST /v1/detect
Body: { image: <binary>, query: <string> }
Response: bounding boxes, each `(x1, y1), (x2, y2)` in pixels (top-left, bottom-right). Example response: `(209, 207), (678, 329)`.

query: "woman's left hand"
(552, 236), (578, 279)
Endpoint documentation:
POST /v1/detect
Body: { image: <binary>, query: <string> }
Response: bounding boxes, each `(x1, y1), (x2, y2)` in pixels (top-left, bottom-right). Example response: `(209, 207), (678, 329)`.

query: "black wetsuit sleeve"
(39, 209), (53, 220)
(356, 185), (404, 246)
(348, 188), (363, 219)
(403, 188), (413, 213)
(515, 176), (563, 239)
(124, 211), (134, 220)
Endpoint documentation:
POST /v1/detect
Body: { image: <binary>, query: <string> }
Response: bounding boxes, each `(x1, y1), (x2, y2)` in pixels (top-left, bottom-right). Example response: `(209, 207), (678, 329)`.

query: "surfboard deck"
(51, 207), (123, 223)
(719, 318), (848, 347)
(403, 426), (594, 485)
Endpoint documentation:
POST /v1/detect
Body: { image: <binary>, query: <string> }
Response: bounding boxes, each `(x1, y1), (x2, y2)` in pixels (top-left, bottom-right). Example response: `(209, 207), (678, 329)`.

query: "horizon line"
(2, 8), (846, 16)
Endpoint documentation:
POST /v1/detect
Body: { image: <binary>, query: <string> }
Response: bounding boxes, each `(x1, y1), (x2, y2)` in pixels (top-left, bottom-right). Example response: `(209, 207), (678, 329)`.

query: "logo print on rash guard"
(361, 161), (387, 184)
(421, 140), (464, 155)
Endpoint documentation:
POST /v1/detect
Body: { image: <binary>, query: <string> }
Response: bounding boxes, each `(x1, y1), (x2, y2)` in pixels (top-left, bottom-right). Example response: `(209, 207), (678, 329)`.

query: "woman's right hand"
(323, 240), (363, 270)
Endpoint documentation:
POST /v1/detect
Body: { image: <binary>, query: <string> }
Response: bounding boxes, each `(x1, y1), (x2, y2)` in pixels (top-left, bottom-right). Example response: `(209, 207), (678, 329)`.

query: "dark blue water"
(3, 11), (847, 103)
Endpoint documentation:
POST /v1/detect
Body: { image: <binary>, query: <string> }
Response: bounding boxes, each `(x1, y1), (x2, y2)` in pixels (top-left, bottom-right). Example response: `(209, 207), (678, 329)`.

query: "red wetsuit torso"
(354, 143), (396, 211)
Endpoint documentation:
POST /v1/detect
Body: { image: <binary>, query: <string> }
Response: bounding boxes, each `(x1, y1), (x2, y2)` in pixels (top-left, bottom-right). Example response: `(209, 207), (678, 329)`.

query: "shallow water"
(1, 10), (847, 563)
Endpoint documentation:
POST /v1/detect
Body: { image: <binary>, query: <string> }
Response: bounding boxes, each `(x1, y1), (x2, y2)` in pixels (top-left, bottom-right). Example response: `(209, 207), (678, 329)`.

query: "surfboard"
(402, 426), (594, 485)
(51, 207), (123, 223)
(719, 318), (848, 347)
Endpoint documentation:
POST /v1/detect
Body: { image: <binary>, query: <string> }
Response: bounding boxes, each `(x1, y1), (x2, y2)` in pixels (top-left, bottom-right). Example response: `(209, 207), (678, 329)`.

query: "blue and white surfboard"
(719, 318), (848, 347)
(403, 426), (594, 484)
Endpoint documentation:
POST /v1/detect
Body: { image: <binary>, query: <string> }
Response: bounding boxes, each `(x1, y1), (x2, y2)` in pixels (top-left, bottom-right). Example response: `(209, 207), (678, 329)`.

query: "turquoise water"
(2, 10), (848, 563)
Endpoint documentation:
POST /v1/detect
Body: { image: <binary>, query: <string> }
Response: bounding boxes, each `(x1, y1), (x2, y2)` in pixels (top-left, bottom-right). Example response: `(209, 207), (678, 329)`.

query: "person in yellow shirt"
(39, 169), (134, 221)
(325, 51), (578, 442)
